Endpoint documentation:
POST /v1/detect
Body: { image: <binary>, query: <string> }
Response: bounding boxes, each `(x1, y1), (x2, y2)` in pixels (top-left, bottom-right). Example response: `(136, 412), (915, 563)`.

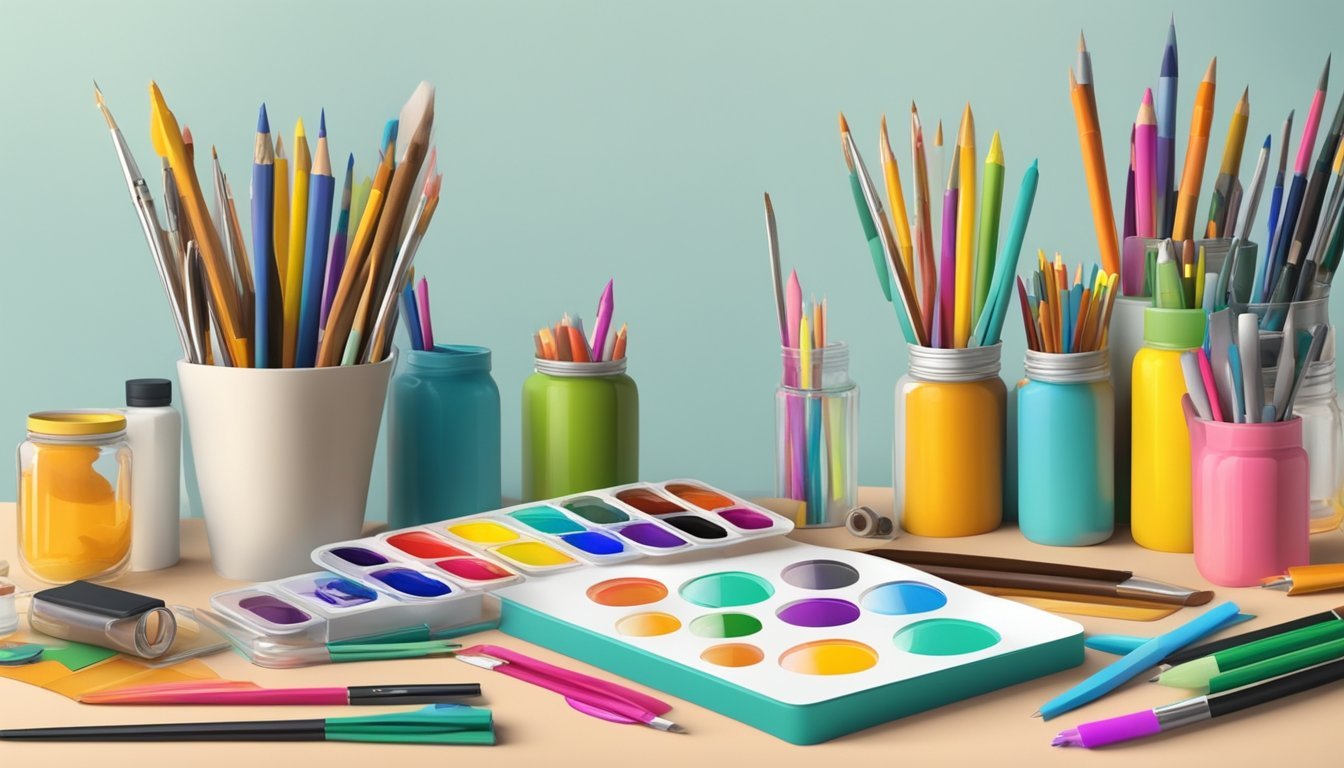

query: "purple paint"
(617, 522), (687, 549)
(776, 598), (861, 628)
(717, 507), (774, 530)
(240, 595), (311, 625)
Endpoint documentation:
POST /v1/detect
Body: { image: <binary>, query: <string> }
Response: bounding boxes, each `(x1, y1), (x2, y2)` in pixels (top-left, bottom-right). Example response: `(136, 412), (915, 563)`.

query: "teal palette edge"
(500, 598), (1085, 745)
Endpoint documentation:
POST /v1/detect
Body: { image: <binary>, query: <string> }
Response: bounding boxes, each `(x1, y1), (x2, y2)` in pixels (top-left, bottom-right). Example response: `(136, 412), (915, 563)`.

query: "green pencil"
(1157, 617), (1344, 689)
(1206, 635), (1344, 694)
(972, 131), (1005, 325)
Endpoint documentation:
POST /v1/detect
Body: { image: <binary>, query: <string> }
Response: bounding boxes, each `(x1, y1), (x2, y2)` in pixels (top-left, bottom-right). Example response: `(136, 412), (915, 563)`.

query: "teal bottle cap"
(1143, 308), (1206, 350)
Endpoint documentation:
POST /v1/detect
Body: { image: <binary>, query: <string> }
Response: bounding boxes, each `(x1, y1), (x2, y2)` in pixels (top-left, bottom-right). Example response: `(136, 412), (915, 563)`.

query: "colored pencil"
(1123, 125), (1137, 241)
(590, 279), (615, 363)
(1172, 59), (1218, 241)
(401, 285), (424, 351)
(417, 277), (435, 350)
(1257, 112), (1295, 302)
(973, 131), (1003, 328)
(954, 105), (976, 347)
(273, 135), (289, 287)
(1070, 33), (1120, 275)
(321, 154), (355, 332)
(911, 105), (937, 340)
(786, 270), (805, 501)
(939, 153), (960, 348)
(1288, 59), (1344, 284)
(1135, 89), (1158, 239)
(839, 114), (892, 303)
(879, 115), (914, 279)
(296, 112), (335, 368)
(1206, 87), (1250, 238)
(1156, 19), (1179, 237)
(251, 105), (276, 367)
(366, 156), (441, 364)
(975, 159), (1040, 347)
(281, 118), (311, 367)
(1268, 60), (1329, 301)
(613, 324), (627, 360)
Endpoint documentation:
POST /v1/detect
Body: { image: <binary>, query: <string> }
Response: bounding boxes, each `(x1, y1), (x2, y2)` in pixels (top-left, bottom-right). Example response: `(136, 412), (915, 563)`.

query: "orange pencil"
(1072, 287), (1092, 352)
(569, 326), (591, 363)
(1040, 297), (1056, 353)
(1070, 34), (1120, 275)
(1173, 59), (1218, 240)
(555, 321), (572, 361)
(612, 324), (628, 360)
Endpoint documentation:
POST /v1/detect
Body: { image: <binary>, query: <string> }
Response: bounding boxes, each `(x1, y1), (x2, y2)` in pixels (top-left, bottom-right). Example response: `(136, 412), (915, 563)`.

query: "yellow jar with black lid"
(18, 411), (133, 583)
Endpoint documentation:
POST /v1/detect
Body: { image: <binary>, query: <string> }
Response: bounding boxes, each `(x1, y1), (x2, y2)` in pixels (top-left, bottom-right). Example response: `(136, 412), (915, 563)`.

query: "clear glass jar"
(18, 411), (133, 583)
(1016, 349), (1115, 546)
(894, 343), (1005, 537)
(775, 343), (858, 528)
(521, 358), (638, 501)
(1261, 357), (1344, 533)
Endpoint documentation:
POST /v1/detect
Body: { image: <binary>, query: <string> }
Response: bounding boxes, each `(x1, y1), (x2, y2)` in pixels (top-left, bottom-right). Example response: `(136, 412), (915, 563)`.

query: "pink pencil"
(1197, 348), (1225, 422)
(1135, 89), (1158, 238)
(416, 277), (435, 350)
(785, 270), (805, 500)
(938, 163), (960, 349)
(1294, 73), (1327, 176)
(590, 279), (614, 361)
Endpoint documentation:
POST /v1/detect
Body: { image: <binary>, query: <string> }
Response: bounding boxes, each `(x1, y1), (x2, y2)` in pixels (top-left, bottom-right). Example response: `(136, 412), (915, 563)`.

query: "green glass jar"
(521, 358), (638, 500)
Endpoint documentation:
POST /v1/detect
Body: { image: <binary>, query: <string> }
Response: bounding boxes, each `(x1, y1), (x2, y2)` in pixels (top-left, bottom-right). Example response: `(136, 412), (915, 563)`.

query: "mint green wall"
(3, 0), (1342, 515)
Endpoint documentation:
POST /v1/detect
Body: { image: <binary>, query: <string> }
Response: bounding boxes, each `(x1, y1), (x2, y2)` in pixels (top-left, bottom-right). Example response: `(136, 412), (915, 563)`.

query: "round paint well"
(666, 483), (735, 511)
(447, 521), (519, 544)
(371, 568), (453, 597)
(436, 557), (513, 582)
(893, 619), (1001, 656)
(239, 595), (311, 625)
(662, 515), (729, 540)
(564, 497), (630, 524)
(776, 598), (861, 628)
(617, 522), (687, 549)
(493, 541), (575, 567)
(616, 612), (682, 637)
(689, 612), (763, 638)
(701, 643), (764, 667)
(680, 571), (775, 608)
(615, 488), (686, 515)
(717, 508), (775, 530)
(329, 546), (388, 567)
(779, 639), (879, 675)
(386, 531), (468, 559)
(587, 577), (669, 607)
(780, 560), (861, 590)
(509, 507), (586, 535)
(861, 581), (948, 615)
(560, 531), (626, 556)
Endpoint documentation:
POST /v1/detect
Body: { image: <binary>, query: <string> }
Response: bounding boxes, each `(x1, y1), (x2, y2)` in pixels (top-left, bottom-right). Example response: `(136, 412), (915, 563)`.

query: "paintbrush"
(365, 155), (442, 363)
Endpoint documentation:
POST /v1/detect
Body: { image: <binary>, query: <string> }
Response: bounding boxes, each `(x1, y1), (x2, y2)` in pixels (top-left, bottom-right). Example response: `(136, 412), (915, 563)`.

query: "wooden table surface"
(2, 490), (1343, 767)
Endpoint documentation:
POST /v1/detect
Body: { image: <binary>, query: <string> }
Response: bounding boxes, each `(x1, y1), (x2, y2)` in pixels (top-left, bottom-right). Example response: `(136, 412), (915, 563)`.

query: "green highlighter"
(1157, 617), (1344, 689)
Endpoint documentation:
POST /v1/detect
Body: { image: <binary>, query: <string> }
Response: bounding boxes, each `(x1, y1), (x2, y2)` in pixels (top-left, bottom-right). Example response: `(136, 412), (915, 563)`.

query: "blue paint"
(330, 546), (388, 566)
(860, 581), (947, 615)
(560, 531), (626, 555)
(372, 567), (453, 597)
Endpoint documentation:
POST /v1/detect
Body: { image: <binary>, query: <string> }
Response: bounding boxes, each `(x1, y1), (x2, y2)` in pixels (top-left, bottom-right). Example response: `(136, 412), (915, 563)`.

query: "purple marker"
(589, 279), (614, 362)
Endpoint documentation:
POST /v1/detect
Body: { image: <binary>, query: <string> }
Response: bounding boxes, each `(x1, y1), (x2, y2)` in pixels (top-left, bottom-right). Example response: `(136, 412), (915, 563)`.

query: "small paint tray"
(604, 482), (765, 547)
(212, 587), (327, 639)
(376, 529), (523, 588)
(497, 504), (643, 564)
(313, 541), (470, 601)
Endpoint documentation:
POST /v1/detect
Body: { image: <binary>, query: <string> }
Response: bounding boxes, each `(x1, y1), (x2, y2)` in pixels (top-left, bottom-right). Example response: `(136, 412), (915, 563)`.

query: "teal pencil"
(975, 160), (1040, 345)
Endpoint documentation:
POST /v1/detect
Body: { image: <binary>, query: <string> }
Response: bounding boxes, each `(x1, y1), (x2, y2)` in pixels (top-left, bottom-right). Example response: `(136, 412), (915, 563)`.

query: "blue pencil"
(1156, 20), (1178, 237)
(295, 110), (336, 368)
(251, 105), (275, 368)
(1258, 112), (1295, 302)
(401, 285), (424, 351)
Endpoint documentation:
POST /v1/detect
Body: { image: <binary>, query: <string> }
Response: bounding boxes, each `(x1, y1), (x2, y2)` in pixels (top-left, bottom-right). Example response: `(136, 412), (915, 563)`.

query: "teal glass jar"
(1016, 349), (1115, 546)
(522, 358), (638, 501)
(387, 345), (501, 527)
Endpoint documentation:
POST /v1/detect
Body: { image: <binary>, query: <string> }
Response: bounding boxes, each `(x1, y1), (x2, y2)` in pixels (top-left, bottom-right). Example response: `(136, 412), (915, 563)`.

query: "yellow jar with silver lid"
(18, 411), (133, 583)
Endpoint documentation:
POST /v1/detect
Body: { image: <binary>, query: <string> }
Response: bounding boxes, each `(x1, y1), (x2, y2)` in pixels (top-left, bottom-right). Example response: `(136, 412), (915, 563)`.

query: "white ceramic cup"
(177, 355), (394, 580)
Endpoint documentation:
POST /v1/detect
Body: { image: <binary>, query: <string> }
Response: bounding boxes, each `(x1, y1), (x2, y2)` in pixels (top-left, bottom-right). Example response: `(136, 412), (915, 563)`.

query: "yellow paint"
(19, 444), (130, 582)
(779, 639), (878, 675)
(493, 541), (575, 567)
(700, 643), (764, 667)
(615, 611), (681, 637)
(447, 521), (519, 544)
(1130, 347), (1194, 552)
(899, 378), (1005, 536)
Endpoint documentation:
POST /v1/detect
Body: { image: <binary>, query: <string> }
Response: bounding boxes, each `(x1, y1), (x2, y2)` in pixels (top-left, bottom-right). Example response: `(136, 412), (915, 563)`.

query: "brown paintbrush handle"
(863, 548), (1131, 583)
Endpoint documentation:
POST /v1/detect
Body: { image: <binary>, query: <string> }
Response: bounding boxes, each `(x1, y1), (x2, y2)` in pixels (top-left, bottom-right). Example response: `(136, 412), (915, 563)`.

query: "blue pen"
(1227, 345), (1246, 422)
(1084, 612), (1257, 656)
(1257, 112), (1295, 302)
(1035, 601), (1240, 720)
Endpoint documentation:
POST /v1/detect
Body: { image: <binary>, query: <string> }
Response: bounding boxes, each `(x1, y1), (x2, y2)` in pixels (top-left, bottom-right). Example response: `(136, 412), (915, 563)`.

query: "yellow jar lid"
(28, 411), (127, 436)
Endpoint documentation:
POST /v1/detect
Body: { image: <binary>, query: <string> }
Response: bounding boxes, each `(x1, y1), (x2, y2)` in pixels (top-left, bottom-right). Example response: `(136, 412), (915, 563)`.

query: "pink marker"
(589, 279), (615, 361)
(416, 277), (435, 350)
(1197, 348), (1224, 422)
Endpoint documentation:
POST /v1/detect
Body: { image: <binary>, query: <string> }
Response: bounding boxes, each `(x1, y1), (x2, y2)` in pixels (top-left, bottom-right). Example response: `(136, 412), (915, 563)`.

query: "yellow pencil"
(273, 136), (289, 281)
(279, 119), (311, 367)
(800, 314), (813, 389)
(879, 115), (914, 278)
(954, 104), (976, 348)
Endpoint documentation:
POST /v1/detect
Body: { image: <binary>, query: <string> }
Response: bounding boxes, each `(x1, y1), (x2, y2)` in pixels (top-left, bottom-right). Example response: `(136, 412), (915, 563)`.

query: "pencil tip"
(211, 145), (218, 160)
(1321, 55), (1332, 89)
(1077, 30), (1086, 51)
(1206, 57), (1217, 81)
(319, 108), (327, 138)
(910, 100), (917, 113)
(257, 103), (269, 133)
(1031, 711), (1042, 719)
(346, 152), (355, 171)
(295, 117), (306, 137)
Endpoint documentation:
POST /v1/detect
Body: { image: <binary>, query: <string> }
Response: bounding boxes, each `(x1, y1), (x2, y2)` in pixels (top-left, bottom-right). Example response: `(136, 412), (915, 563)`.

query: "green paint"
(509, 507), (585, 534)
(690, 612), (763, 638)
(893, 619), (1000, 656)
(563, 498), (629, 524)
(680, 572), (774, 608)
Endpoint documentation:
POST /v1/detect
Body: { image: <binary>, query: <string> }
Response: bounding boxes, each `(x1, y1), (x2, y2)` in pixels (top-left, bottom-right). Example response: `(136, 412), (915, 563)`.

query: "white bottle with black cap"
(124, 378), (181, 571)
